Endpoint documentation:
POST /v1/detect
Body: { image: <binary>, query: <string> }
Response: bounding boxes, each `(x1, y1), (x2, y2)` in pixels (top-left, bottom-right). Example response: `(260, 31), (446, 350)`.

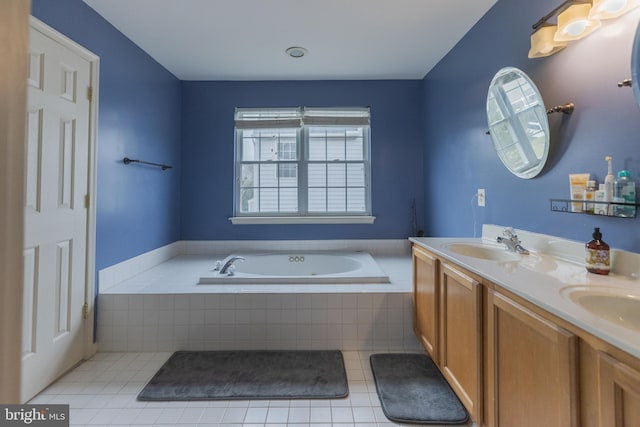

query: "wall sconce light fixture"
(590, 0), (640, 19)
(529, 25), (568, 58)
(554, 2), (601, 41)
(529, 0), (640, 58)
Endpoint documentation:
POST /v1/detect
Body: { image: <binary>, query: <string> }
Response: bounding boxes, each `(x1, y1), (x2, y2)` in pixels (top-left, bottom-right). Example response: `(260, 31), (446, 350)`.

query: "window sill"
(229, 216), (376, 225)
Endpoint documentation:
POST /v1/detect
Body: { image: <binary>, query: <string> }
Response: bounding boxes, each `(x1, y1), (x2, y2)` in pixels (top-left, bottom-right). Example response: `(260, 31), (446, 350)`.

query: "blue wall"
(181, 80), (424, 240)
(423, 0), (640, 252)
(31, 0), (182, 271)
(32, 0), (640, 260)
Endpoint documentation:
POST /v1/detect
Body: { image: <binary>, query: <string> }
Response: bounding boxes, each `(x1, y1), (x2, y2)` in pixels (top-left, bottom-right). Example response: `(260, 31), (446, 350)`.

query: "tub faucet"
(496, 228), (529, 255)
(219, 256), (245, 275)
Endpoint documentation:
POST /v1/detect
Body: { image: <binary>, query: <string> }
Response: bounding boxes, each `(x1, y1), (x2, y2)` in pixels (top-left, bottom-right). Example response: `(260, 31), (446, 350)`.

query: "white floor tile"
(352, 406), (376, 423)
(331, 407), (354, 423)
(130, 407), (163, 424)
(310, 406), (332, 422)
(177, 407), (204, 423)
(111, 408), (143, 424)
(199, 407), (226, 423)
(29, 350), (477, 427)
(244, 407), (268, 423)
(221, 407), (247, 423)
(69, 408), (100, 424)
(287, 406), (310, 423)
(89, 408), (126, 424)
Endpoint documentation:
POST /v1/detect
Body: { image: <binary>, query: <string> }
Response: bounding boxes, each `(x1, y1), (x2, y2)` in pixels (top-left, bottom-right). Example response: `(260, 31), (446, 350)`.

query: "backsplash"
(484, 224), (640, 278)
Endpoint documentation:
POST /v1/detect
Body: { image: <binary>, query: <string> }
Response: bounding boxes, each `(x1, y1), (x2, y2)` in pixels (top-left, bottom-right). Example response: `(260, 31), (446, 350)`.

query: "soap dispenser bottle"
(585, 227), (610, 275)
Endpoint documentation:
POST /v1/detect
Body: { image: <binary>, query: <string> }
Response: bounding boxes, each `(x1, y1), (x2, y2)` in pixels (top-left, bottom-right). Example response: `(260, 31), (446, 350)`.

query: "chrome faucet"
(496, 228), (529, 255)
(218, 256), (245, 275)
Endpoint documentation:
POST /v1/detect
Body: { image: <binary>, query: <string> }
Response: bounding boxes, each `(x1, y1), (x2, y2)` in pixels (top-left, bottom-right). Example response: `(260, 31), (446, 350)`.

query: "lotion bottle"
(585, 227), (610, 275)
(613, 170), (636, 217)
(594, 184), (607, 215)
(583, 180), (596, 213)
(604, 156), (615, 215)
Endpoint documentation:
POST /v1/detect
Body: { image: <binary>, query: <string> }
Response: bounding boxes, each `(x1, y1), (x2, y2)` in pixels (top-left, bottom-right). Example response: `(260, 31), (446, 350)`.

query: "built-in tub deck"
(100, 254), (411, 294)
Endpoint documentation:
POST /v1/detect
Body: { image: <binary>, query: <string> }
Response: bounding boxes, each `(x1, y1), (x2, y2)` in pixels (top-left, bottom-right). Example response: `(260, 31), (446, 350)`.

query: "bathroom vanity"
(411, 225), (640, 427)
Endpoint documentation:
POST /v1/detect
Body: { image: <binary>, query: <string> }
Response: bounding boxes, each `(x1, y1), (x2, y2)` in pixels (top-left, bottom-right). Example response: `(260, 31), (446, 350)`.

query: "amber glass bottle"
(585, 227), (610, 275)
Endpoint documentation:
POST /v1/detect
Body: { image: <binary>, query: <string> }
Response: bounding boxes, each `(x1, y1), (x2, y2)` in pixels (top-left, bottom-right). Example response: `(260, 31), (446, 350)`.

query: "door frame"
(0, 0), (29, 404)
(30, 16), (100, 359)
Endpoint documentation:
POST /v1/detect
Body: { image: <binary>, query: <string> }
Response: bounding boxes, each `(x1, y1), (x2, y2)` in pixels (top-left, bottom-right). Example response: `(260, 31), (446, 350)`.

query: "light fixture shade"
(554, 3), (602, 41)
(528, 25), (568, 58)
(589, 0), (640, 19)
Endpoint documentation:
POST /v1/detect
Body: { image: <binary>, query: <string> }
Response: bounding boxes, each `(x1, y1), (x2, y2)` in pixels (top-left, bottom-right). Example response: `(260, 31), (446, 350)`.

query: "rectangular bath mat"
(138, 350), (349, 401)
(370, 353), (468, 425)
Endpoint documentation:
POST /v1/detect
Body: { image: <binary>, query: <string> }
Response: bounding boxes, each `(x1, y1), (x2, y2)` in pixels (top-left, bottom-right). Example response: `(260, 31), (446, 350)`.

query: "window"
(232, 107), (373, 224)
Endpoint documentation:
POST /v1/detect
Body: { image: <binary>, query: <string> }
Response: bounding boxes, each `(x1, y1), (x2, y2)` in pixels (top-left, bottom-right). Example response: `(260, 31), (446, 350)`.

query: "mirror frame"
(632, 19), (640, 109)
(486, 67), (550, 179)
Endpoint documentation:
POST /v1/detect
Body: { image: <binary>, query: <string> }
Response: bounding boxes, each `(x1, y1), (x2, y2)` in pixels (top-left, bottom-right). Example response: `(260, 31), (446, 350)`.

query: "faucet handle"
(226, 264), (236, 276)
(502, 227), (515, 238)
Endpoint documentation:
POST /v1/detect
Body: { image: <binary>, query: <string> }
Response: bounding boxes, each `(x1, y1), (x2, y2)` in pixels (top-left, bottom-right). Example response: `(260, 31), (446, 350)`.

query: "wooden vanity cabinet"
(486, 288), (579, 427)
(412, 244), (439, 361)
(412, 241), (640, 427)
(411, 244), (483, 423)
(597, 351), (640, 427)
(439, 262), (483, 423)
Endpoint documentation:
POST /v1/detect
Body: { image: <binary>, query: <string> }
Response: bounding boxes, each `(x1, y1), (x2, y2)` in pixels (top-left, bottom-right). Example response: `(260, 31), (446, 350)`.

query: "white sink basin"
(444, 243), (520, 262)
(562, 286), (640, 333)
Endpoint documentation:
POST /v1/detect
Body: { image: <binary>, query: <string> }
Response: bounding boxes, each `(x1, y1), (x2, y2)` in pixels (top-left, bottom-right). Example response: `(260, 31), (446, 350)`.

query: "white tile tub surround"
(97, 240), (419, 352)
(98, 292), (419, 352)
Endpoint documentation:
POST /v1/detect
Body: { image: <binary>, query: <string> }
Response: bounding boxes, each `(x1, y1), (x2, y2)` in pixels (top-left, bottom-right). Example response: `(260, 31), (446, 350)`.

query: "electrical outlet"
(478, 189), (485, 207)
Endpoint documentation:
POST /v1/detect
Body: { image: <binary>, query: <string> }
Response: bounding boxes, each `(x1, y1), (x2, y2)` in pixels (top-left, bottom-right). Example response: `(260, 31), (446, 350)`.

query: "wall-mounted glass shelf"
(550, 199), (638, 218)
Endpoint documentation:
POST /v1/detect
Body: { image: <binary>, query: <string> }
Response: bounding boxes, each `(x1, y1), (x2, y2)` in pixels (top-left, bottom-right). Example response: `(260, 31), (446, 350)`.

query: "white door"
(22, 23), (93, 402)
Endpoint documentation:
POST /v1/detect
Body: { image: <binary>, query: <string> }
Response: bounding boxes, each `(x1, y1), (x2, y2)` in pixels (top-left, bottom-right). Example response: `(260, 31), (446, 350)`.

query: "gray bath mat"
(138, 350), (348, 401)
(370, 353), (468, 425)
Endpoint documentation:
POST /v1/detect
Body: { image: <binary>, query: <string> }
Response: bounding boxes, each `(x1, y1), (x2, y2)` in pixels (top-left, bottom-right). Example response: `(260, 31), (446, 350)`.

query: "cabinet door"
(487, 290), (579, 427)
(598, 351), (640, 427)
(439, 262), (482, 423)
(412, 245), (439, 361)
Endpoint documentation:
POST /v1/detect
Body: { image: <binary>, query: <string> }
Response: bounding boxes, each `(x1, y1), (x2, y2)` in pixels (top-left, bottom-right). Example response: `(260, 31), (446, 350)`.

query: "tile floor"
(29, 351), (475, 427)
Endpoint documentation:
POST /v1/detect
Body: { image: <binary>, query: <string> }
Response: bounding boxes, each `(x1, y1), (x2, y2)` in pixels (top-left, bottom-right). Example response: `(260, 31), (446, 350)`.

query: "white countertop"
(410, 226), (640, 359)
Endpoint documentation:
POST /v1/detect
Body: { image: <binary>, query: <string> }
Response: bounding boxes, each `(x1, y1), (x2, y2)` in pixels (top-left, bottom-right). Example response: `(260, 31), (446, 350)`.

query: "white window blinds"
(233, 107), (372, 219)
(234, 108), (302, 129)
(234, 107), (370, 128)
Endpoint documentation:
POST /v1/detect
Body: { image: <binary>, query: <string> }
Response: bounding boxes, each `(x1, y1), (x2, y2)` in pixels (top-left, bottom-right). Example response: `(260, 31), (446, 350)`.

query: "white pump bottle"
(604, 156), (614, 215)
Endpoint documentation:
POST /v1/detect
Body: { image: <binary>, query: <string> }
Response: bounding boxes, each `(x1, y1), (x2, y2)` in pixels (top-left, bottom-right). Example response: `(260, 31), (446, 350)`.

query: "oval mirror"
(632, 19), (640, 109)
(486, 67), (550, 179)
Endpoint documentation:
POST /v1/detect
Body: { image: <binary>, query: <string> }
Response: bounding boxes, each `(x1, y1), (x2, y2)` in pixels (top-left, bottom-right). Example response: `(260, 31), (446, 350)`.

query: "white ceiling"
(82, 0), (497, 81)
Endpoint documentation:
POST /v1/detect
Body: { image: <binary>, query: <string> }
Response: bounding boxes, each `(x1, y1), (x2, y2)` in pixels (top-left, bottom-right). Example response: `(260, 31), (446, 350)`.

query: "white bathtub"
(199, 251), (390, 284)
